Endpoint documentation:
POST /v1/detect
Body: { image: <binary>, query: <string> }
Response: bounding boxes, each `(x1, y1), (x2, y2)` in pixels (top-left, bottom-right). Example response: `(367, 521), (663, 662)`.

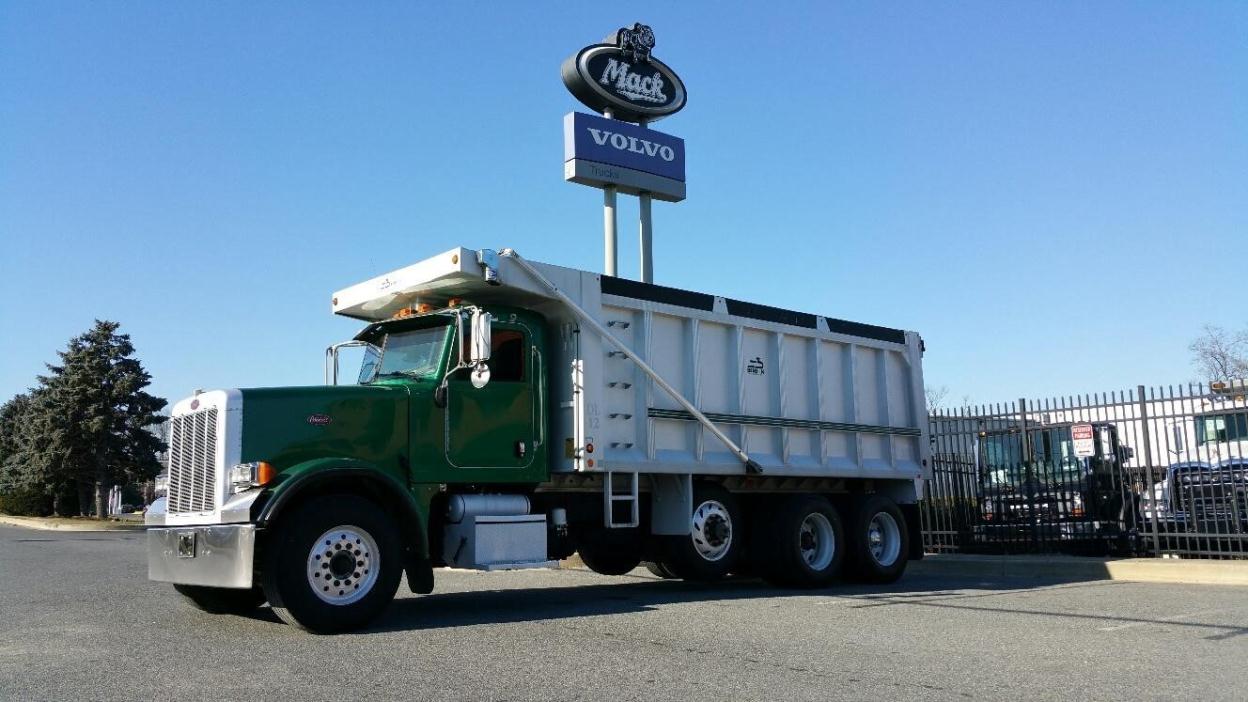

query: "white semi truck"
(148, 247), (929, 632)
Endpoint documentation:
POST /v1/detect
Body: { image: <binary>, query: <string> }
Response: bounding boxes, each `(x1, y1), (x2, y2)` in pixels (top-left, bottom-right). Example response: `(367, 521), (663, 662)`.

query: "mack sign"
(561, 23), (686, 123)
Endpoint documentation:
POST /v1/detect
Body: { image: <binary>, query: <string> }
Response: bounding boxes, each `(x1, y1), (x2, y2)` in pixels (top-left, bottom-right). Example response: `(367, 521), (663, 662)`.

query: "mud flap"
(405, 556), (434, 594)
(901, 503), (924, 561)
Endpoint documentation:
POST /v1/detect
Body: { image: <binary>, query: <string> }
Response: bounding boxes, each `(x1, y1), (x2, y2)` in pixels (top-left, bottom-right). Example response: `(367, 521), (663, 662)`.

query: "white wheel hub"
(306, 525), (380, 605)
(867, 512), (901, 567)
(799, 512), (836, 571)
(690, 499), (733, 561)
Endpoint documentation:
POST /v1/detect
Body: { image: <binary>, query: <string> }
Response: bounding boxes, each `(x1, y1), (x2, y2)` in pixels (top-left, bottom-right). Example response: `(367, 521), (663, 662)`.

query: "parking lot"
(1, 525), (1245, 701)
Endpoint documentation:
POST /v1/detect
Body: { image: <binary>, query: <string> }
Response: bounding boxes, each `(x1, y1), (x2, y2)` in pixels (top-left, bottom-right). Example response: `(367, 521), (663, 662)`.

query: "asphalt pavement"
(1, 524), (1245, 701)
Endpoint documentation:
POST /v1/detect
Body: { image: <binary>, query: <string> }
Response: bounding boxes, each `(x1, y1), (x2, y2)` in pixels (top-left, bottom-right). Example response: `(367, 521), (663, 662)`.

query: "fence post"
(1137, 384), (1160, 556)
(1018, 397), (1037, 551)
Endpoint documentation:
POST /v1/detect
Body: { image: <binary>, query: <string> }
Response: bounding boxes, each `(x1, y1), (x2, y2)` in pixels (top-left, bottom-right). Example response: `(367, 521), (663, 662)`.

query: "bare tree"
(925, 385), (950, 413)
(1189, 325), (1248, 382)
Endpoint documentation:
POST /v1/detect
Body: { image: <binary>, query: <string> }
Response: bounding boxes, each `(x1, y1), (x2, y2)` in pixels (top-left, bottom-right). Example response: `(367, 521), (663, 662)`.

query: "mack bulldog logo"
(617, 22), (655, 63)
(561, 23), (686, 123)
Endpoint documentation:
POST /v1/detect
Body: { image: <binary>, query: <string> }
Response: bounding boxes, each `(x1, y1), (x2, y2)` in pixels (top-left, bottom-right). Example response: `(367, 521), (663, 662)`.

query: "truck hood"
(238, 384), (412, 471)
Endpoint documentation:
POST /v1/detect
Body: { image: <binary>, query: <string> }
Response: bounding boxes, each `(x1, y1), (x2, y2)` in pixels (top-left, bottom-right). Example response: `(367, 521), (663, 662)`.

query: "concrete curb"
(911, 553), (1248, 586)
(0, 514), (146, 532)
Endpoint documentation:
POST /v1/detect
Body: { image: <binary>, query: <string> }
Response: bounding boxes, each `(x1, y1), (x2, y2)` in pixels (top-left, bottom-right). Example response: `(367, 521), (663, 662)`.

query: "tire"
(577, 527), (643, 575)
(643, 560), (678, 579)
(753, 495), (845, 588)
(844, 495), (910, 583)
(654, 483), (743, 582)
(259, 495), (402, 634)
(173, 584), (266, 614)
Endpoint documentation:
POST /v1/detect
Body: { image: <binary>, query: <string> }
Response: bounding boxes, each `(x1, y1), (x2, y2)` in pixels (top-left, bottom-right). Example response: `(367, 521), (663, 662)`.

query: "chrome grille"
(167, 408), (219, 514)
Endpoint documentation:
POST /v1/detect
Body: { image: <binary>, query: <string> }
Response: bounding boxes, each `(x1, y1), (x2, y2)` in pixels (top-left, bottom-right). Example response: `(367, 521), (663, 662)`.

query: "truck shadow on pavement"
(286, 572), (1244, 641)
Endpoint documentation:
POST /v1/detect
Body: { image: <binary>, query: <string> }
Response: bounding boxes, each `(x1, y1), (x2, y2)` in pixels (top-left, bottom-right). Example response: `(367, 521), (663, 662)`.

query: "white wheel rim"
(306, 525), (380, 605)
(867, 512), (901, 567)
(799, 512), (836, 571)
(690, 499), (733, 561)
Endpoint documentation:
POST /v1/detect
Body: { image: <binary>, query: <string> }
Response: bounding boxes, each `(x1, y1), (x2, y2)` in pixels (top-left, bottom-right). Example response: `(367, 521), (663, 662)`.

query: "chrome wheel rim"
(690, 499), (733, 561)
(306, 525), (380, 605)
(799, 512), (836, 571)
(867, 512), (901, 567)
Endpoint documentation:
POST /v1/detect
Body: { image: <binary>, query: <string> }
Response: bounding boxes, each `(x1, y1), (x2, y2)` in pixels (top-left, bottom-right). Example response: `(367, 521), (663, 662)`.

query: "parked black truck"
(970, 422), (1135, 553)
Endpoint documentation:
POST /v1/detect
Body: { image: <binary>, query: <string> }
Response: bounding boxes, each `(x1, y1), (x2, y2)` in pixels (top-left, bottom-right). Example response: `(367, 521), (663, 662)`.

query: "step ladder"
(603, 471), (640, 529)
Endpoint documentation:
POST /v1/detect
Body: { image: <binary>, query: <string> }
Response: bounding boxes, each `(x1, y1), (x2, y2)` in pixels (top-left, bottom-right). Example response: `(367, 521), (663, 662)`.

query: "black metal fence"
(921, 382), (1248, 559)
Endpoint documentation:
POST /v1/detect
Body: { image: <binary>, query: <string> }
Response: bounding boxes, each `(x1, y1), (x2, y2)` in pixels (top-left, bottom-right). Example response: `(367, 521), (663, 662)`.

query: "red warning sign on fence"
(1072, 423), (1095, 457)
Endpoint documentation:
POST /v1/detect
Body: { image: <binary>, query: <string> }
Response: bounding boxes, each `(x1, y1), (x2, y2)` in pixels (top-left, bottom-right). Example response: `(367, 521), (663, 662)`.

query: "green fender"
(255, 457), (432, 563)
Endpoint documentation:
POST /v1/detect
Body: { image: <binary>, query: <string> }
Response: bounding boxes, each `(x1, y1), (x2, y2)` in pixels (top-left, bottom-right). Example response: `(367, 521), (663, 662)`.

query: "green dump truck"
(147, 247), (929, 632)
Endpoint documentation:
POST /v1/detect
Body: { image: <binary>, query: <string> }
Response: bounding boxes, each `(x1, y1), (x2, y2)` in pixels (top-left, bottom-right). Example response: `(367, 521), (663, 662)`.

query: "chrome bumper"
(148, 525), (256, 589)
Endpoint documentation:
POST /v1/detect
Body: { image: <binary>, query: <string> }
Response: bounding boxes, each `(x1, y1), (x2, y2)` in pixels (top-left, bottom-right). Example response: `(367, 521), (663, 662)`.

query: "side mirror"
(470, 309), (492, 364)
(468, 308), (492, 388)
(325, 340), (379, 386)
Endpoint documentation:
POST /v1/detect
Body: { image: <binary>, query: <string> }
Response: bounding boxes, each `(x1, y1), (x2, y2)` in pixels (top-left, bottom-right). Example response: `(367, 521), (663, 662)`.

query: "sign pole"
(603, 108), (619, 277)
(638, 116), (654, 283)
(562, 24), (685, 283)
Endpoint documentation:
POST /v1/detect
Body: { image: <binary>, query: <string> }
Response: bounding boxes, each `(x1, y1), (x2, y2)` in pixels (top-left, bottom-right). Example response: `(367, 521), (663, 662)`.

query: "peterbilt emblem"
(561, 23), (686, 123)
(307, 414), (332, 426)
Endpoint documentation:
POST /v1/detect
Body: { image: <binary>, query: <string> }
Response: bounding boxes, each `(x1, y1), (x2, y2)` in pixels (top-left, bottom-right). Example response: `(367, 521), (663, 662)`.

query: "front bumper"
(973, 521), (1110, 541)
(148, 525), (257, 589)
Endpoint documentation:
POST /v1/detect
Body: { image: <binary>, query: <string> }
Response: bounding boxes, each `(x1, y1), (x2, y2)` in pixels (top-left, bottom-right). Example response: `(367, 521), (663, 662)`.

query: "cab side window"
(490, 330), (525, 382)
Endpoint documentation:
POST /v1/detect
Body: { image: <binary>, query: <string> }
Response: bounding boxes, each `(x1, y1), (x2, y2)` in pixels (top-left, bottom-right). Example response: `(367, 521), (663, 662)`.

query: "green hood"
(239, 384), (413, 472)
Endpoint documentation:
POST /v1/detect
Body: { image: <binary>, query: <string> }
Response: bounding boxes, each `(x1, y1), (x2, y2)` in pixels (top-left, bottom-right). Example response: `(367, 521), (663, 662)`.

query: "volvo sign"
(563, 112), (685, 201)
(561, 23), (686, 123)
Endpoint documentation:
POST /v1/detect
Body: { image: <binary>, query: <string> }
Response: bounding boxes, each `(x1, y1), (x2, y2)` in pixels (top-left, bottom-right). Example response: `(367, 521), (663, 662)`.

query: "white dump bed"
(333, 247), (929, 488)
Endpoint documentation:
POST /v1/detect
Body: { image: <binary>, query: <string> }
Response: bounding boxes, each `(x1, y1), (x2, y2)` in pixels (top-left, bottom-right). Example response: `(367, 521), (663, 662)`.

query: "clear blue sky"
(2, 2), (1245, 409)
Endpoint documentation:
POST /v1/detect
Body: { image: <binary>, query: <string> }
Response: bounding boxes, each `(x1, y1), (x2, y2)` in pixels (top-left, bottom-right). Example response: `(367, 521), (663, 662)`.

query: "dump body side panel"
(330, 249), (929, 494)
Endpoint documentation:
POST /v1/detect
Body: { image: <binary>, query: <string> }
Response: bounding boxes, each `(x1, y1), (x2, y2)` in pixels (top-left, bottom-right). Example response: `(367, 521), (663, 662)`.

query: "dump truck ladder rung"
(603, 471), (640, 529)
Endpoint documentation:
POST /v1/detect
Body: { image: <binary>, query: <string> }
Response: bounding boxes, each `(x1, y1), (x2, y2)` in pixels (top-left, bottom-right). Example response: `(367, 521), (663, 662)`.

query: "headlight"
(154, 472), (169, 498)
(229, 461), (275, 494)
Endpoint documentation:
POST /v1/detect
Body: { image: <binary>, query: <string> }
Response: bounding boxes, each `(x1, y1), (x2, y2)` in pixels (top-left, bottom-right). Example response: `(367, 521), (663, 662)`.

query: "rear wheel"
(656, 483), (743, 581)
(844, 495), (909, 583)
(576, 527), (643, 575)
(173, 584), (266, 614)
(260, 495), (402, 634)
(643, 560), (678, 579)
(754, 495), (845, 588)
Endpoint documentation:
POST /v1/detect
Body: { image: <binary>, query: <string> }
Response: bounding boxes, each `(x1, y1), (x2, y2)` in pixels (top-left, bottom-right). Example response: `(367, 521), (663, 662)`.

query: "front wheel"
(173, 584), (266, 614)
(260, 495), (402, 634)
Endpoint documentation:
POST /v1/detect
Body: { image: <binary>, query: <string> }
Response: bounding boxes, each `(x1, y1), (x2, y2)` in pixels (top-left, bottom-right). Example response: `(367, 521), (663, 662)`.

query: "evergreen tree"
(0, 393), (41, 513)
(36, 321), (167, 517)
(0, 393), (30, 469)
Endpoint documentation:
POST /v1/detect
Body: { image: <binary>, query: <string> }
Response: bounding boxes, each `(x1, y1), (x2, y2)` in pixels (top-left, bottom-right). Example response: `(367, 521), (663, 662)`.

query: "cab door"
(444, 323), (538, 470)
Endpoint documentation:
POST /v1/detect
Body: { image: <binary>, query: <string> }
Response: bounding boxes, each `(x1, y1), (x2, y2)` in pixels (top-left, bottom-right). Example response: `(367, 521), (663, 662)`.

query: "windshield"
(365, 326), (449, 381)
(980, 428), (1086, 487)
(1196, 412), (1248, 445)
